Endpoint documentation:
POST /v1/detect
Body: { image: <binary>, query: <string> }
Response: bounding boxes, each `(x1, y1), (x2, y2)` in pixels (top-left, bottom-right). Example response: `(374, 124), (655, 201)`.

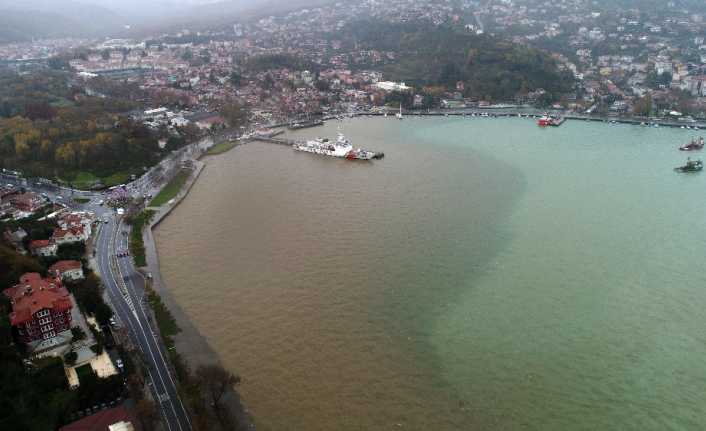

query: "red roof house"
(29, 239), (58, 257)
(3, 273), (73, 343)
(49, 260), (85, 281)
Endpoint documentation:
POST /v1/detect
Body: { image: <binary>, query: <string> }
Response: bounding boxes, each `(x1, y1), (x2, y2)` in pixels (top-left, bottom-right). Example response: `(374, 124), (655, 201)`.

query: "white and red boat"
(537, 115), (564, 127)
(293, 133), (384, 160)
(537, 116), (553, 126)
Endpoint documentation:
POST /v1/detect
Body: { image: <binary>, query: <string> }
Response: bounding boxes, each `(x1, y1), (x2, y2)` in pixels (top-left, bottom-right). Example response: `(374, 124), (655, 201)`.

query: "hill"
(0, 0), (124, 43)
(343, 21), (575, 102)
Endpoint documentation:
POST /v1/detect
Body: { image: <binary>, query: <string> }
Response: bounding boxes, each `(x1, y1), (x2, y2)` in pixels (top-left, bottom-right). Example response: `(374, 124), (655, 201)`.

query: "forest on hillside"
(0, 71), (175, 187)
(343, 20), (576, 102)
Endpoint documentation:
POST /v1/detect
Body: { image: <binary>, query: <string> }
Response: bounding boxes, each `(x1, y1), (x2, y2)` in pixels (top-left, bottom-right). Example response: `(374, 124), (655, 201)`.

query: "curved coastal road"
(96, 216), (192, 431)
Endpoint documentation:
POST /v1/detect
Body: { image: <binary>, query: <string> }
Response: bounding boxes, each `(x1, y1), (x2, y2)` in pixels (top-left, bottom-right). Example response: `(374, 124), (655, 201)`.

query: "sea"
(154, 117), (706, 431)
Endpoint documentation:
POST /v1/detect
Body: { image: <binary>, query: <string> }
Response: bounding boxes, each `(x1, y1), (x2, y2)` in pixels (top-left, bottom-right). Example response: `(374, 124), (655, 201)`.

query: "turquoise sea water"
(155, 117), (706, 430)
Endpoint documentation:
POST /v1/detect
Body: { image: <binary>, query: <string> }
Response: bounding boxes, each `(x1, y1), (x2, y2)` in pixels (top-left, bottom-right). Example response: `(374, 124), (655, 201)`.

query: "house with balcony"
(29, 239), (58, 257)
(49, 260), (85, 282)
(52, 226), (89, 245)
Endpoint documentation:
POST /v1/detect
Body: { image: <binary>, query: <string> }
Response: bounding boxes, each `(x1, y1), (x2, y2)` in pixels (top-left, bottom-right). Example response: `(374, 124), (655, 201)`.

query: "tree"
(633, 94), (652, 117)
(195, 364), (240, 408)
(64, 351), (78, 366)
(219, 102), (249, 129)
(71, 326), (86, 342)
(94, 302), (114, 326)
(230, 71), (241, 87)
(136, 399), (158, 431)
(101, 49), (111, 60)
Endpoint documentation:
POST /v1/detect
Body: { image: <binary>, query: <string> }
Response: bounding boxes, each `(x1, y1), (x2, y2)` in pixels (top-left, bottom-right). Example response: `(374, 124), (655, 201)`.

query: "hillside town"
(0, 0), (704, 124)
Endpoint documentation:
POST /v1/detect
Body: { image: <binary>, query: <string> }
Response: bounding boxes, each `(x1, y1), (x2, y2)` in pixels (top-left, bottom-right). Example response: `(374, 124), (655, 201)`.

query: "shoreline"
(138, 115), (699, 429)
(352, 109), (706, 129)
(140, 148), (255, 429)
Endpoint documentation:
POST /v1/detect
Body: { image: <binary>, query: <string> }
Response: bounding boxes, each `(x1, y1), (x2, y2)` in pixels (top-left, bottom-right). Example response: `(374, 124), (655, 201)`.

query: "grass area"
(149, 169), (191, 207)
(143, 282), (207, 422)
(72, 197), (90, 204)
(144, 282), (189, 382)
(102, 171), (132, 187)
(60, 171), (100, 189)
(205, 140), (238, 156)
(128, 210), (155, 267)
(146, 284), (181, 348)
(58, 170), (133, 189)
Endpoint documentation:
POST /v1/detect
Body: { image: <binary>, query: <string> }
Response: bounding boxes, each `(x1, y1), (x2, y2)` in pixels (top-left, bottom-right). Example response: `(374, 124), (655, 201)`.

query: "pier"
(353, 110), (705, 129)
(251, 136), (296, 145)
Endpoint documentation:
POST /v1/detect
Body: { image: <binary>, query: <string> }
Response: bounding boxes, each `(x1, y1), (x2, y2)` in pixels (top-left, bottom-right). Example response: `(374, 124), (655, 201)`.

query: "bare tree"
(219, 101), (249, 130)
(136, 398), (158, 431)
(195, 364), (241, 409)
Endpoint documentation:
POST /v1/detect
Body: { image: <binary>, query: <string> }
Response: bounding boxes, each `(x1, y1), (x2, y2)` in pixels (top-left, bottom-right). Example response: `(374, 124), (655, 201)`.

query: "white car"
(115, 359), (124, 370)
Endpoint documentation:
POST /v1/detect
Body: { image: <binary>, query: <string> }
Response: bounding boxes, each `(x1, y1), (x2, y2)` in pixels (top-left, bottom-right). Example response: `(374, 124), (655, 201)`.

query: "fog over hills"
(0, 0), (331, 42)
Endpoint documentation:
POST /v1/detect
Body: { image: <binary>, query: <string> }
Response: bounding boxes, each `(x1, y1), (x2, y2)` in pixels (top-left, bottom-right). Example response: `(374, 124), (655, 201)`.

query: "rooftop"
(3, 273), (71, 326)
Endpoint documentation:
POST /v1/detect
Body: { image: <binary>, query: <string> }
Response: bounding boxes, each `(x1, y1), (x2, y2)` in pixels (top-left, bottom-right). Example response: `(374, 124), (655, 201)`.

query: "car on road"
(109, 317), (117, 327)
(115, 359), (124, 371)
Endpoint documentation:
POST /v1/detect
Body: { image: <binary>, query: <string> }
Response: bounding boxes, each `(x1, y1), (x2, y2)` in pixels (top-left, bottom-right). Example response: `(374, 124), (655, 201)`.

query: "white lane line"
(118, 222), (193, 430)
(102, 221), (175, 431)
(111, 222), (185, 431)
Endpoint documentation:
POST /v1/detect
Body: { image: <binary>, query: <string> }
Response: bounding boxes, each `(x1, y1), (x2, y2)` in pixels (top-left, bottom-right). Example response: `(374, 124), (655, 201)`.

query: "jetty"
(251, 136), (296, 146)
(343, 108), (705, 129)
(288, 119), (325, 130)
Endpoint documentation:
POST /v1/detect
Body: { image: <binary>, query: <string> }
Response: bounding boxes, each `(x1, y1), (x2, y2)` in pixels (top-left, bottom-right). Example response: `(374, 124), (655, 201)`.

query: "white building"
(375, 81), (411, 92)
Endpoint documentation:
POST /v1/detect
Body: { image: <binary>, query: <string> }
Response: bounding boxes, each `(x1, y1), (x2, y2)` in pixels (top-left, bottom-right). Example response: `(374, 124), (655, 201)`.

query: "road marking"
(102, 221), (176, 431)
(118, 222), (193, 431)
(110, 222), (187, 431)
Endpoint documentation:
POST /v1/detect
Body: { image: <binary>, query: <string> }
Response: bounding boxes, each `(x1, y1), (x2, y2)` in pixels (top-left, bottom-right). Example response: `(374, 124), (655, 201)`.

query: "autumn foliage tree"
(0, 70), (164, 181)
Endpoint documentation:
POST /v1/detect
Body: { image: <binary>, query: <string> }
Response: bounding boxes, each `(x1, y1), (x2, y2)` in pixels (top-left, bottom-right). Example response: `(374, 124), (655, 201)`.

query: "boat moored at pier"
(293, 133), (384, 160)
(537, 115), (565, 127)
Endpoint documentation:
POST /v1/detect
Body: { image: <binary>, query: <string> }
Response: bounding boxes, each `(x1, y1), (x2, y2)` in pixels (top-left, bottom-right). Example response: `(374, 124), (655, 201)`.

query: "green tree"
(230, 71), (241, 87)
(64, 351), (78, 366)
(633, 94), (652, 116)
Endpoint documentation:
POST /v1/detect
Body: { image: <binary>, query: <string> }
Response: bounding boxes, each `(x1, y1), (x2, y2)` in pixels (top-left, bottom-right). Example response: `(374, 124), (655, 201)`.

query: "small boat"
(395, 103), (403, 120)
(537, 115), (563, 127)
(675, 158), (703, 172)
(679, 137), (704, 151)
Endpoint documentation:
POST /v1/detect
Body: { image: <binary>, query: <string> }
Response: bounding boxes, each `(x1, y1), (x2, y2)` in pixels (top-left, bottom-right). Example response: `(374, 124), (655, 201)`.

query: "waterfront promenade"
(141, 148), (255, 430)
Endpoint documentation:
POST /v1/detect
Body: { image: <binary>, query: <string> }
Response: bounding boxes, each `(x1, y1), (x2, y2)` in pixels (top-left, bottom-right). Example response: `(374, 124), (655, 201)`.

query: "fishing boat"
(675, 158), (703, 172)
